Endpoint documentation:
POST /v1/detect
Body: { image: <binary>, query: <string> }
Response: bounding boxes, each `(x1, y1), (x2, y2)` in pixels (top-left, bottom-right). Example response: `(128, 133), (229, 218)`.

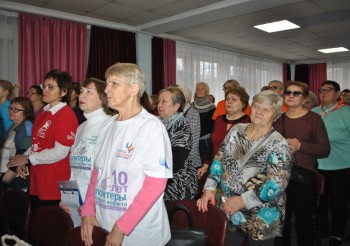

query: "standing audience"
(70, 82), (86, 125)
(27, 85), (44, 117)
(197, 90), (292, 245)
(81, 63), (172, 246)
(8, 69), (78, 212)
(274, 81), (330, 246)
(312, 80), (350, 246)
(191, 82), (216, 160)
(158, 86), (197, 202)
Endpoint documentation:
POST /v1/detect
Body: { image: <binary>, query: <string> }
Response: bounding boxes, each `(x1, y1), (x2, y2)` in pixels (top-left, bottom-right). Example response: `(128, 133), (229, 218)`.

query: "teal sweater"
(312, 104), (350, 170)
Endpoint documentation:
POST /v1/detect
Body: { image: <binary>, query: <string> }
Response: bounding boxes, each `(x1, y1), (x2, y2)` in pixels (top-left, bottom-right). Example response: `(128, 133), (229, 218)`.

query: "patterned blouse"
(163, 114), (198, 202)
(204, 123), (292, 240)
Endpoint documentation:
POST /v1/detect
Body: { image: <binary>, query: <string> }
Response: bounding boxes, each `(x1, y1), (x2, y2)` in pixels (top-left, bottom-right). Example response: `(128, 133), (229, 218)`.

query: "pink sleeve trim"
(81, 168), (98, 217)
(116, 176), (167, 235)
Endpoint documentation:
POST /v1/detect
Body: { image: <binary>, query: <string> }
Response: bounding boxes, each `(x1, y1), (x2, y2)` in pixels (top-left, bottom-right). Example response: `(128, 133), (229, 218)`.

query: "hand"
(197, 190), (215, 212)
(59, 202), (72, 216)
(7, 155), (28, 168)
(81, 215), (100, 246)
(222, 196), (246, 216)
(197, 164), (209, 179)
(16, 166), (27, 180)
(286, 138), (301, 154)
(105, 225), (124, 246)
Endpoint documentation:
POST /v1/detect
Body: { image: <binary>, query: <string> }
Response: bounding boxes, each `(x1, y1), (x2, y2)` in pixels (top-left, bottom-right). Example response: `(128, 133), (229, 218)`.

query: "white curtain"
(327, 61), (350, 91)
(0, 10), (18, 84)
(176, 41), (283, 104)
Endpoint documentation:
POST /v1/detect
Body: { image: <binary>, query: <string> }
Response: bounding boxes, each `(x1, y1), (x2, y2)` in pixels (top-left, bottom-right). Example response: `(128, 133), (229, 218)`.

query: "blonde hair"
(105, 63), (145, 97)
(252, 90), (283, 122)
(195, 82), (210, 95)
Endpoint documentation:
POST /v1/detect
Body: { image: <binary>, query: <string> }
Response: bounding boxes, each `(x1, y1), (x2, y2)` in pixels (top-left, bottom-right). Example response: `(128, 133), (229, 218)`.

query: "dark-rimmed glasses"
(284, 90), (304, 97)
(318, 87), (336, 94)
(8, 107), (26, 113)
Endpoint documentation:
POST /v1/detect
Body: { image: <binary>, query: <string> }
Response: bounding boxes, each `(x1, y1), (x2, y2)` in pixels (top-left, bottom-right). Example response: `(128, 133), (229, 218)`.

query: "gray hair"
(105, 63), (145, 97)
(195, 82), (210, 95)
(252, 90), (283, 122)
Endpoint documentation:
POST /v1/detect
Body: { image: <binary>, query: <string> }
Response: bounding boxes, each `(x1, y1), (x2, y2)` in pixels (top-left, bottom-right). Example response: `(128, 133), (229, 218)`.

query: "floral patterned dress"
(204, 123), (292, 240)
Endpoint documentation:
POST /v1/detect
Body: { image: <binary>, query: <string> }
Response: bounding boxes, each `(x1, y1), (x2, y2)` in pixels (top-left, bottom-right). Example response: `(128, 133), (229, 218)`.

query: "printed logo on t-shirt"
(159, 158), (170, 169)
(115, 142), (134, 159)
(67, 131), (76, 140)
(37, 120), (51, 138)
(95, 170), (128, 211)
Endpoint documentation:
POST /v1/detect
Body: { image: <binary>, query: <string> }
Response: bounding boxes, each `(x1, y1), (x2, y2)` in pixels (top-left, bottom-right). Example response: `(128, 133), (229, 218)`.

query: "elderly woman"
(81, 63), (172, 246)
(274, 81), (330, 246)
(158, 86), (197, 202)
(197, 90), (292, 244)
(198, 86), (251, 179)
(61, 78), (113, 223)
(177, 85), (201, 169)
(312, 81), (350, 245)
(1, 97), (34, 190)
(191, 82), (216, 160)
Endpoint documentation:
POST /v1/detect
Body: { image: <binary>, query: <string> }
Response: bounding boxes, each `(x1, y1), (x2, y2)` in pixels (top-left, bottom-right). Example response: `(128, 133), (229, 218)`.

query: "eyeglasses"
(26, 92), (39, 96)
(284, 90), (304, 97)
(40, 84), (59, 91)
(270, 86), (283, 91)
(8, 107), (25, 113)
(318, 87), (336, 94)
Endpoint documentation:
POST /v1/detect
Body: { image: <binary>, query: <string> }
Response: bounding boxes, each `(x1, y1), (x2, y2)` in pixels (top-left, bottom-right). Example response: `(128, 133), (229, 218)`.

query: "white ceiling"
(1, 0), (350, 63)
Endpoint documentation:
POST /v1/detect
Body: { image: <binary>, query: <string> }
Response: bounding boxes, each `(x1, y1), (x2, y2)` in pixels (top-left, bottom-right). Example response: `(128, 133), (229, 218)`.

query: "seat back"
(0, 189), (31, 240)
(29, 206), (74, 246)
(66, 226), (109, 246)
(167, 200), (228, 246)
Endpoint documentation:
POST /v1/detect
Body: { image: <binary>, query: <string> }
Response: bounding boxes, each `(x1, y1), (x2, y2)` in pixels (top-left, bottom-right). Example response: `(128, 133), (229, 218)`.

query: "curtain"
(283, 63), (291, 83)
(176, 41), (283, 103)
(294, 64), (309, 84)
(19, 13), (87, 95)
(163, 39), (176, 88)
(152, 37), (164, 94)
(327, 61), (350, 91)
(308, 63), (326, 94)
(0, 10), (18, 84)
(86, 26), (136, 80)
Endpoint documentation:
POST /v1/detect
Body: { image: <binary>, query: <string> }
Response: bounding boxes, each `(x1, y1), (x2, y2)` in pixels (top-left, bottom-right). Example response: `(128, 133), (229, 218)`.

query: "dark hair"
(159, 86), (186, 112)
(43, 69), (72, 103)
(0, 80), (15, 100)
(10, 97), (35, 121)
(140, 91), (152, 112)
(225, 86), (250, 110)
(81, 78), (113, 115)
(30, 85), (43, 95)
(321, 80), (340, 92)
(286, 81), (309, 97)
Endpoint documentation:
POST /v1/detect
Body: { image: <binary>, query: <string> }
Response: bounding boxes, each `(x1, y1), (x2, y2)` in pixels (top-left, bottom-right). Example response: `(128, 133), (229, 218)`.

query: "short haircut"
(225, 86), (250, 110)
(252, 90), (283, 122)
(321, 80), (340, 91)
(30, 85), (43, 95)
(82, 78), (113, 115)
(10, 97), (35, 121)
(0, 80), (14, 100)
(195, 82), (210, 95)
(43, 69), (72, 103)
(105, 63), (145, 98)
(177, 85), (192, 104)
(224, 79), (240, 87)
(286, 81), (309, 97)
(158, 86), (186, 112)
(268, 80), (284, 89)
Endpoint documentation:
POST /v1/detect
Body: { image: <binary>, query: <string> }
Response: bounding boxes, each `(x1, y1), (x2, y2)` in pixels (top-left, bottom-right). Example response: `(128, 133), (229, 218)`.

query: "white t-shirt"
(70, 108), (111, 200)
(94, 108), (173, 245)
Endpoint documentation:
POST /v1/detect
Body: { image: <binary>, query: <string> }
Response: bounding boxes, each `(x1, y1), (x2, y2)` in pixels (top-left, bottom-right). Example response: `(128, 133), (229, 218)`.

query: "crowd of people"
(0, 66), (349, 246)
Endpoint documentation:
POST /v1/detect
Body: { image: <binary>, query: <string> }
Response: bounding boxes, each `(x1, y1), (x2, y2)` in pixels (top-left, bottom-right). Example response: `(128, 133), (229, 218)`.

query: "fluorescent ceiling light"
(254, 20), (300, 33)
(318, 47), (349, 53)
